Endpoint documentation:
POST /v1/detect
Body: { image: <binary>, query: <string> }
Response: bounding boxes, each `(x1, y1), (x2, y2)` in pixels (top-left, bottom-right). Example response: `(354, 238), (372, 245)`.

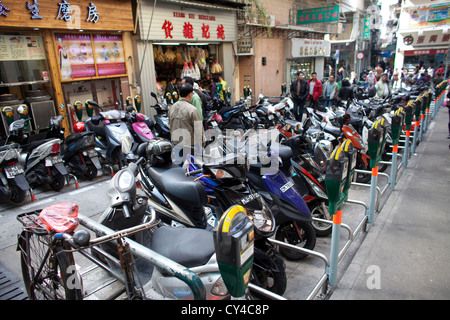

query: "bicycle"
(17, 203), (159, 300)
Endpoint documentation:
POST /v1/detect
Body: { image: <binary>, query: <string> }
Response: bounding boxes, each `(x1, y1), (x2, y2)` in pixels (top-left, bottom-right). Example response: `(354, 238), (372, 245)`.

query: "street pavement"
(0, 103), (449, 300)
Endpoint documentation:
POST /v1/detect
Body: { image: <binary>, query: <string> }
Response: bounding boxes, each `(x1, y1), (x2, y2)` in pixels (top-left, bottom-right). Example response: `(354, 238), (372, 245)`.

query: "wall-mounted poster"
(0, 35), (46, 61)
(55, 33), (95, 80)
(93, 34), (126, 76)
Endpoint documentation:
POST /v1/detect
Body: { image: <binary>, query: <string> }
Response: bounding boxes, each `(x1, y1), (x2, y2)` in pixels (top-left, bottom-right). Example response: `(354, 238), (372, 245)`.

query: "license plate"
(211, 120), (218, 126)
(269, 115), (274, 120)
(244, 111), (250, 117)
(252, 112), (257, 117)
(4, 164), (24, 179)
(45, 156), (63, 166)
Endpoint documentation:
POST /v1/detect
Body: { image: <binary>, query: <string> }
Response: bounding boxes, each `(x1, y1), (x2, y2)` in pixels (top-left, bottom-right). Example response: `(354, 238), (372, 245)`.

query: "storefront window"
(0, 34), (50, 93)
(289, 58), (314, 81)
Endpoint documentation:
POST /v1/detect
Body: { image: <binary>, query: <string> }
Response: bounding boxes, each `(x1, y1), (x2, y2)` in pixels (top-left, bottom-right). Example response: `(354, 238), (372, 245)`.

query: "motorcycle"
(84, 101), (136, 170)
(150, 92), (170, 139)
(281, 122), (336, 236)
(124, 101), (156, 144)
(7, 119), (68, 192)
(137, 138), (287, 297)
(95, 158), (233, 300)
(184, 152), (287, 297)
(0, 142), (32, 203)
(206, 130), (317, 260)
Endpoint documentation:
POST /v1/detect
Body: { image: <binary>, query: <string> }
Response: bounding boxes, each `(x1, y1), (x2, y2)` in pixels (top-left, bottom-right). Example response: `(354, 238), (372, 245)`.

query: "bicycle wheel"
(18, 231), (83, 300)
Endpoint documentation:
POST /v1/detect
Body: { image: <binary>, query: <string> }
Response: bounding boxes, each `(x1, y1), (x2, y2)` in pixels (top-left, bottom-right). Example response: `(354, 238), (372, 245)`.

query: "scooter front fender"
(252, 242), (286, 273)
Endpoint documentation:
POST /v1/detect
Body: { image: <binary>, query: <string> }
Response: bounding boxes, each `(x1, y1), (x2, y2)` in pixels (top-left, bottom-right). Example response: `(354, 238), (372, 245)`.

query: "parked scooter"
(7, 119), (68, 191)
(95, 158), (233, 300)
(184, 152), (287, 297)
(150, 92), (170, 139)
(63, 122), (101, 180)
(124, 97), (156, 143)
(0, 142), (32, 203)
(84, 101), (135, 170)
(245, 142), (317, 260)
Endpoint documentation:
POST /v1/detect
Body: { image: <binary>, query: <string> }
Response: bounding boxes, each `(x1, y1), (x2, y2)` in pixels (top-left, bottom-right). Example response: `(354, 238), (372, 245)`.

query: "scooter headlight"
(245, 198), (275, 234)
(118, 170), (134, 191)
(304, 175), (328, 199)
(211, 277), (229, 297)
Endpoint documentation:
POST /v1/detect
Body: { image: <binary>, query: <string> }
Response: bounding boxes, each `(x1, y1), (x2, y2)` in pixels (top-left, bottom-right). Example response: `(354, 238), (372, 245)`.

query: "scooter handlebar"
(185, 169), (203, 176)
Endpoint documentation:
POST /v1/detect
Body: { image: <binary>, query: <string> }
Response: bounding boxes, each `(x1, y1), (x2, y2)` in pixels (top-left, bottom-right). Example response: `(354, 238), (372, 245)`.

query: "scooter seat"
(21, 138), (57, 153)
(65, 131), (94, 146)
(272, 143), (294, 167)
(151, 226), (215, 268)
(146, 165), (207, 207)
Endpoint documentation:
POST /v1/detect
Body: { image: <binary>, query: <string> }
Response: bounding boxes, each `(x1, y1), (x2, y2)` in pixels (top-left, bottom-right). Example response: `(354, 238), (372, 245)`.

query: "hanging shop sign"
(139, 2), (236, 42)
(0, 35), (46, 61)
(55, 32), (126, 81)
(400, 31), (450, 48)
(297, 5), (339, 25)
(291, 39), (331, 58)
(404, 49), (448, 56)
(363, 14), (371, 40)
(0, 0), (133, 31)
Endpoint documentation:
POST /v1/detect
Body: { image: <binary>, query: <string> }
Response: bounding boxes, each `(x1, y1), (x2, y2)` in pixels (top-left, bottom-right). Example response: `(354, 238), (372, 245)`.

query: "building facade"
(0, 0), (135, 138)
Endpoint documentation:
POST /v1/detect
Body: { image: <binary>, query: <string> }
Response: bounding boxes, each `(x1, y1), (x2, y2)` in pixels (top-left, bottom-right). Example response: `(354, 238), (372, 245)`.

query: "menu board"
(55, 33), (126, 80)
(93, 34), (126, 76)
(0, 35), (46, 61)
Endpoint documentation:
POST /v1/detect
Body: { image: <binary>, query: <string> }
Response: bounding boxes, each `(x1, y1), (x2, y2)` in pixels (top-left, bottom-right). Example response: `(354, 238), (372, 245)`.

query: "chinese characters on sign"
(297, 5), (339, 25)
(27, 0), (42, 19)
(56, 0), (72, 22)
(407, 33), (450, 46)
(0, 1), (11, 17)
(291, 39), (331, 58)
(87, 2), (99, 23)
(161, 12), (226, 40)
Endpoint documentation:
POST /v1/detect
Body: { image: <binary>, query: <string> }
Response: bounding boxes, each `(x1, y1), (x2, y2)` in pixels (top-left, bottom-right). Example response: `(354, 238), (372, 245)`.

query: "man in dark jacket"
(290, 71), (308, 121)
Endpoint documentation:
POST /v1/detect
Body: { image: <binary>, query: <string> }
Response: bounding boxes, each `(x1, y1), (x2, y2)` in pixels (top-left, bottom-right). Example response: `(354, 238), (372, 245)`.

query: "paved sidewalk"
(330, 104), (450, 300)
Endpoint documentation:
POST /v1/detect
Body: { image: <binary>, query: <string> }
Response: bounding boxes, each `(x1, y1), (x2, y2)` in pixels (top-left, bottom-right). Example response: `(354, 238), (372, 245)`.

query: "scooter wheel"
(10, 186), (26, 204)
(84, 163), (98, 180)
(275, 221), (316, 260)
(49, 173), (66, 192)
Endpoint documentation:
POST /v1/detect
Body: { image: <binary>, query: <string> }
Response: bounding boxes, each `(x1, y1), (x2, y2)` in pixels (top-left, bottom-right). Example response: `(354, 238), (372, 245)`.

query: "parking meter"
(126, 96), (133, 109)
(134, 95), (142, 113)
(17, 105), (31, 131)
(377, 116), (390, 152)
(404, 100), (414, 131)
(172, 91), (179, 103)
(165, 92), (173, 105)
(243, 86), (249, 99)
(325, 145), (349, 215)
(213, 205), (254, 298)
(281, 83), (286, 96)
(367, 119), (384, 168)
(1, 106), (14, 127)
(391, 107), (405, 146)
(85, 100), (95, 117)
(341, 139), (356, 192)
(414, 97), (422, 123)
(74, 101), (83, 121)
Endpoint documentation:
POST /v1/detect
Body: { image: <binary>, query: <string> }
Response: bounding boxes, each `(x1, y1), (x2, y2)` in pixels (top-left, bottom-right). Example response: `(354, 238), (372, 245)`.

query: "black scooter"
(46, 114), (101, 180)
(7, 119), (68, 192)
(0, 142), (32, 203)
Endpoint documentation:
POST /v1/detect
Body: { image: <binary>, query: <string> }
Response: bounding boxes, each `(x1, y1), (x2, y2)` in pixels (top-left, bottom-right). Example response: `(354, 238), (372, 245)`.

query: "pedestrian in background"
(322, 74), (339, 108)
(307, 72), (322, 111)
(375, 73), (392, 99)
(290, 71), (308, 121)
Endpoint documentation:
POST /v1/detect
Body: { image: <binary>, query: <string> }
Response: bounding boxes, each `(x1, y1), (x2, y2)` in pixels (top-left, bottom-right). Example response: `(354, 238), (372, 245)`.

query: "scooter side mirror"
(151, 92), (158, 100)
